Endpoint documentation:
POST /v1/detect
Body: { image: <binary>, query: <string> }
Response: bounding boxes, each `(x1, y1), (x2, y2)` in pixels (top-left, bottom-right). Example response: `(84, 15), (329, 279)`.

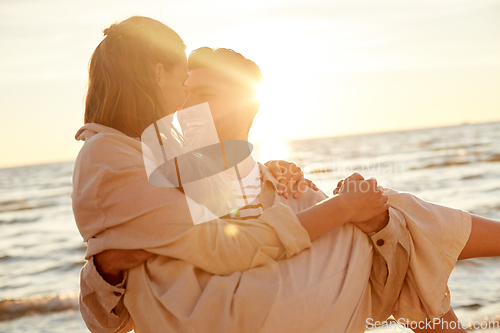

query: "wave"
(29, 262), (85, 276)
(0, 199), (56, 213)
(0, 217), (40, 225)
(482, 154), (500, 163)
(0, 293), (79, 322)
(417, 160), (471, 170)
(460, 303), (482, 310)
(461, 174), (484, 180)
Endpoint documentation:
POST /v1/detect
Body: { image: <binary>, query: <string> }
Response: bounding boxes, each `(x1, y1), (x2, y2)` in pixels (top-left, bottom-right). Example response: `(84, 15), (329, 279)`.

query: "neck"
(236, 154), (256, 179)
(219, 132), (255, 179)
(217, 131), (249, 143)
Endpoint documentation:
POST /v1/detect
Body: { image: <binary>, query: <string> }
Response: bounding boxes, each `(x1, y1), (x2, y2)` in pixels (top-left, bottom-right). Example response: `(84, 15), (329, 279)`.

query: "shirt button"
(113, 291), (122, 297)
(376, 239), (385, 246)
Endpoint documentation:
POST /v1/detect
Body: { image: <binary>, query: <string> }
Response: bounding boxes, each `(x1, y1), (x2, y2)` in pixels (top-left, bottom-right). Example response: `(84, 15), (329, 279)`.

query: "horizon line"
(2, 118), (499, 170)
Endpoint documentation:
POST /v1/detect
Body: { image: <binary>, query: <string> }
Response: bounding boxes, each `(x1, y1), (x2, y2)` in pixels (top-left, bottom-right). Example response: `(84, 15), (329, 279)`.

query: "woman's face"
(158, 54), (189, 115)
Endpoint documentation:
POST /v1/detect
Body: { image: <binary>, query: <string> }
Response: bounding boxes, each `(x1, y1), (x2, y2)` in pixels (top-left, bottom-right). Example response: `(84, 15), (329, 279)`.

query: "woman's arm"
(298, 176), (388, 241)
(76, 165), (388, 276)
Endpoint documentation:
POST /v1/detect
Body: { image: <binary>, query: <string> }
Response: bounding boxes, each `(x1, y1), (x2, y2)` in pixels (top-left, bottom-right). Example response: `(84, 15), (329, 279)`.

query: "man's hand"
(94, 249), (154, 285)
(336, 172), (389, 224)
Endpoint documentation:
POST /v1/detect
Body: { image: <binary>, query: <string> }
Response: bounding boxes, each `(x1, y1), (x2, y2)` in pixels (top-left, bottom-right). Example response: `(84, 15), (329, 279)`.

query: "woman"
(73, 16), (500, 333)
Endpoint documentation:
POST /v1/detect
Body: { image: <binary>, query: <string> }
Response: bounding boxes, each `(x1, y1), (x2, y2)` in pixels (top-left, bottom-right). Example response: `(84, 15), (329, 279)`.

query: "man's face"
(179, 68), (244, 139)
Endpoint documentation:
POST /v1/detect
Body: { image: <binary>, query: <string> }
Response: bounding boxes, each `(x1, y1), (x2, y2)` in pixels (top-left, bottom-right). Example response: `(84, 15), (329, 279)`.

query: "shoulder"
(72, 128), (145, 198)
(82, 131), (143, 168)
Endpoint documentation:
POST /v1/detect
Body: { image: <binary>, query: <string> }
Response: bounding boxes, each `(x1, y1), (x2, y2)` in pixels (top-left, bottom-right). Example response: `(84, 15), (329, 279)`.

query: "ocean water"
(1, 121), (500, 332)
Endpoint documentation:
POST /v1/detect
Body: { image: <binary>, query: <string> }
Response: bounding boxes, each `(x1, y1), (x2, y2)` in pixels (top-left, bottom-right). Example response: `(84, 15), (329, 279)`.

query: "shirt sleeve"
(366, 207), (411, 322)
(79, 257), (134, 333)
(80, 165), (312, 276)
(369, 207), (410, 277)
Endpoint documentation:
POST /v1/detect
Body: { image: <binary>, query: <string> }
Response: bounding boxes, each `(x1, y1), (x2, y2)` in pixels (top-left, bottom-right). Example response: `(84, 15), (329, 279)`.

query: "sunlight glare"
(254, 140), (290, 163)
(224, 224), (239, 237)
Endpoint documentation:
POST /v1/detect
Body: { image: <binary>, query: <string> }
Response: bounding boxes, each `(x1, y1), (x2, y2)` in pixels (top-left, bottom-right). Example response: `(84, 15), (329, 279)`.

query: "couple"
(73, 16), (500, 333)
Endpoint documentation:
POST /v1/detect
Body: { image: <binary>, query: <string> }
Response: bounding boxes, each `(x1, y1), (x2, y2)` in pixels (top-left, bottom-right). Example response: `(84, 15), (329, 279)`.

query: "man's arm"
(79, 250), (155, 332)
(80, 257), (134, 333)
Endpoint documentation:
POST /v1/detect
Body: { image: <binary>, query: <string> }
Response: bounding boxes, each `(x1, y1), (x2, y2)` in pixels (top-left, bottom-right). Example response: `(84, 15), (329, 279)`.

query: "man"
(79, 47), (472, 332)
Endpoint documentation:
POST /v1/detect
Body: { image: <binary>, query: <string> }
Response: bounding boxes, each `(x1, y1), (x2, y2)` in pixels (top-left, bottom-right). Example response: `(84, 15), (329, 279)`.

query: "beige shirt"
(74, 123), (471, 332)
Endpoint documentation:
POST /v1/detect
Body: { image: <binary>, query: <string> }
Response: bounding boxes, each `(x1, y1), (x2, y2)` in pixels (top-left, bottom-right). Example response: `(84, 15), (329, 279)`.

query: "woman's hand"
(265, 160), (319, 199)
(336, 172), (389, 225)
(94, 249), (154, 285)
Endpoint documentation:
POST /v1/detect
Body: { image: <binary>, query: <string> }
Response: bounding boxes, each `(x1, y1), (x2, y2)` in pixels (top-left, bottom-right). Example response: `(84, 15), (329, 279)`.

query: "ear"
(155, 63), (164, 86)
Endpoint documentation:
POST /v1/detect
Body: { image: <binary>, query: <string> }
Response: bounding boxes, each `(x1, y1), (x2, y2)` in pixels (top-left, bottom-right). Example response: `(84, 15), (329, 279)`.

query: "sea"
(1, 121), (499, 332)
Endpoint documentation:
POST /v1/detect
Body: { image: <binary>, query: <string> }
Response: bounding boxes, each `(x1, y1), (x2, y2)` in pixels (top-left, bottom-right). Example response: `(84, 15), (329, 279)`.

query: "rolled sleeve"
(367, 208), (411, 322)
(79, 257), (133, 333)
(369, 208), (411, 265)
(368, 189), (472, 322)
(259, 202), (312, 259)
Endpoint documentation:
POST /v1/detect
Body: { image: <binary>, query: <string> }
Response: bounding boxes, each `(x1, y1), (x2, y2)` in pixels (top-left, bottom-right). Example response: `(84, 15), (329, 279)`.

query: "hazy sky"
(1, 0), (499, 167)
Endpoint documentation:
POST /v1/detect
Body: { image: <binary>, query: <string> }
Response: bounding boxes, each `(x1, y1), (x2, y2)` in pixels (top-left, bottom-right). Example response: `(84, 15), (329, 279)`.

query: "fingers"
(341, 173), (366, 193)
(263, 160), (276, 167)
(346, 172), (364, 181)
(268, 161), (303, 198)
(276, 166), (292, 197)
(338, 177), (384, 202)
(344, 178), (378, 193)
(283, 164), (301, 199)
(269, 160), (322, 199)
(367, 178), (379, 192)
(379, 194), (390, 213)
(333, 179), (343, 195)
(305, 179), (319, 191)
(269, 161), (288, 195)
(267, 161), (282, 180)
(292, 173), (306, 199)
(293, 180), (305, 199)
(359, 178), (379, 193)
(380, 194), (388, 204)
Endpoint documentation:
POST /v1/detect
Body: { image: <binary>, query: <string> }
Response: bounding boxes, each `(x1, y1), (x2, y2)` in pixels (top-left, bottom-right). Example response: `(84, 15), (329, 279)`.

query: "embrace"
(72, 16), (500, 333)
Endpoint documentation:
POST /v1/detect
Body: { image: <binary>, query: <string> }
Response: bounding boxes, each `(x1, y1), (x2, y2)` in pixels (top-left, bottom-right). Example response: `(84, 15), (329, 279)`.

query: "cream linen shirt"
(74, 123), (471, 333)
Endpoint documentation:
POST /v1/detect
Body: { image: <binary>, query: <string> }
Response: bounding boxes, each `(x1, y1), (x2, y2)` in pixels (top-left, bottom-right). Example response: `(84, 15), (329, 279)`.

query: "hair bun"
(103, 24), (119, 37)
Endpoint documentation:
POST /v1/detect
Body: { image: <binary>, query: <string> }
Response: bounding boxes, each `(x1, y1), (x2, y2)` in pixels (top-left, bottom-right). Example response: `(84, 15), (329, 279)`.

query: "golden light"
(224, 224), (239, 237)
(254, 140), (290, 163)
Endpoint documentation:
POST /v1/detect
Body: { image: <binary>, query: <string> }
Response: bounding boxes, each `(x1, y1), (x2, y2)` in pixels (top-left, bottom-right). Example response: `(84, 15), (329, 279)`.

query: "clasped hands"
(333, 172), (390, 234)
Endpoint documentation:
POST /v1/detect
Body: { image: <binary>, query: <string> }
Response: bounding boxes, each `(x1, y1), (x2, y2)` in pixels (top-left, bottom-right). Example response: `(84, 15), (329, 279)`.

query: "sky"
(1, 0), (499, 168)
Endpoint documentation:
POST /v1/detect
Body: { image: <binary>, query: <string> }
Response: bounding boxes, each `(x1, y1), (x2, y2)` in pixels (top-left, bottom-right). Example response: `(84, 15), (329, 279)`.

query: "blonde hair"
(85, 16), (186, 138)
